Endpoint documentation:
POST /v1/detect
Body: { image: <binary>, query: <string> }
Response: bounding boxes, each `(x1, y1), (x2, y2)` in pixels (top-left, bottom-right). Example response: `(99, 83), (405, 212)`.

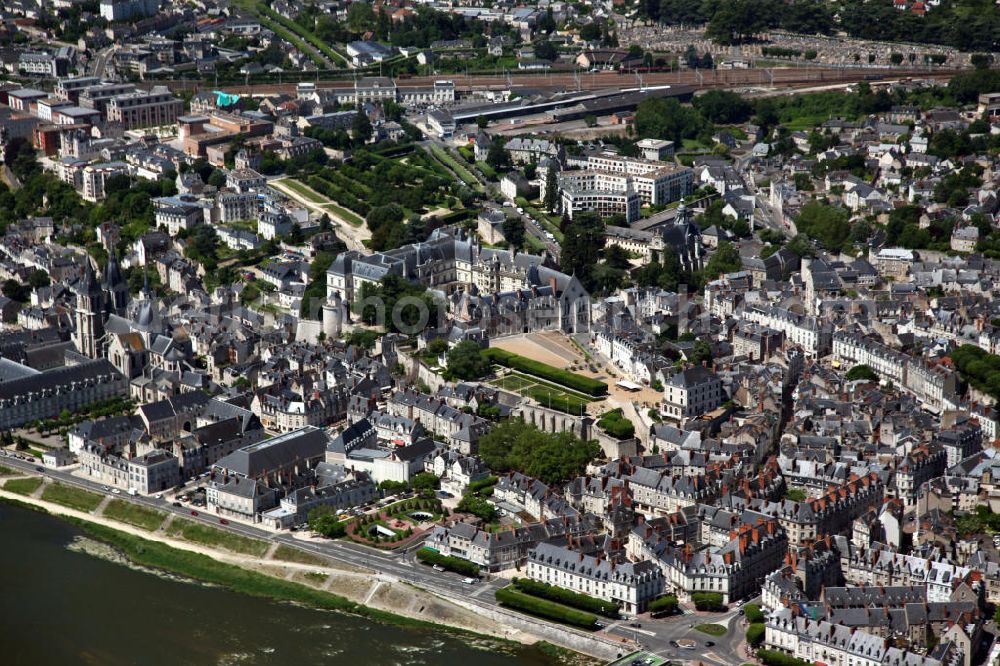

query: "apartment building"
(82, 162), (129, 202)
(743, 306), (831, 357)
(78, 445), (180, 494)
(560, 172), (642, 223)
(765, 608), (948, 666)
(105, 86), (183, 129)
(630, 517), (788, 604)
(527, 542), (664, 616)
(662, 365), (724, 422)
(426, 514), (598, 572)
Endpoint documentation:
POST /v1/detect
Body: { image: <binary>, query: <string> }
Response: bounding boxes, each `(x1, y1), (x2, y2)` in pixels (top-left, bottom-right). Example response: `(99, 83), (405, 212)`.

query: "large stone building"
(526, 541), (665, 616)
(326, 227), (590, 335)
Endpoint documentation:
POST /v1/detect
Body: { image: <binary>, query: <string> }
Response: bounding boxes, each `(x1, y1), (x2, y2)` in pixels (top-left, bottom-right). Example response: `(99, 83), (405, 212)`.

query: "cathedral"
(70, 251), (192, 393)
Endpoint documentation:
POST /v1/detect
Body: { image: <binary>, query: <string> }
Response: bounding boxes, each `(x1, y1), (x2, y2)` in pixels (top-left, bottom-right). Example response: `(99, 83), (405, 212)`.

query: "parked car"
(111, 489), (121, 495)
(191, 510), (199, 516)
(219, 519), (229, 525)
(462, 577), (476, 584)
(432, 564), (445, 572)
(172, 502), (182, 507)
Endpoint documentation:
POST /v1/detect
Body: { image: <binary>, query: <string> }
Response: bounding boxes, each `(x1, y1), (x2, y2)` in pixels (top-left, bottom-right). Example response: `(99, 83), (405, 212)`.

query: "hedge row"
(744, 602), (765, 624)
(692, 591), (726, 612)
(512, 577), (619, 618)
(746, 622), (765, 648)
(495, 586), (598, 630)
(372, 143), (416, 158)
(648, 594), (679, 616)
(482, 349), (608, 397)
(466, 475), (499, 494)
(306, 176), (370, 217)
(415, 548), (479, 577)
(757, 649), (813, 666)
(440, 209), (471, 224)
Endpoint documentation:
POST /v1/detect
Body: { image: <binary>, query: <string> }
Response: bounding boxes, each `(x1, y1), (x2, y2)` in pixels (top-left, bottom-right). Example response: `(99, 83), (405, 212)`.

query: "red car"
(219, 519), (229, 525)
(191, 510), (199, 516)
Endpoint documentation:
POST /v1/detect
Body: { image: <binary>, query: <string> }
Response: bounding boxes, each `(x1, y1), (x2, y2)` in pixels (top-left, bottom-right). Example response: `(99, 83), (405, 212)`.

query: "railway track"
(157, 67), (960, 97)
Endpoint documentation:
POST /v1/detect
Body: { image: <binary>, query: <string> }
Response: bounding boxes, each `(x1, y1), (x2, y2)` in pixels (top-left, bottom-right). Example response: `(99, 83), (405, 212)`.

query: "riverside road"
(1, 454), (751, 664)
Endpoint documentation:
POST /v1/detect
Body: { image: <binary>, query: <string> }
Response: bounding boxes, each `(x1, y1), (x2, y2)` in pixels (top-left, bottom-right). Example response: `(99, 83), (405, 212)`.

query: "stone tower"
(103, 245), (129, 316)
(73, 259), (105, 359)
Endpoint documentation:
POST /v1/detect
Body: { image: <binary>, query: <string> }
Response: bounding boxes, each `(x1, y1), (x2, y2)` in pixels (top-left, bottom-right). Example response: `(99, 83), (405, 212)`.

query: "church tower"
(103, 246), (129, 316)
(73, 259), (105, 359)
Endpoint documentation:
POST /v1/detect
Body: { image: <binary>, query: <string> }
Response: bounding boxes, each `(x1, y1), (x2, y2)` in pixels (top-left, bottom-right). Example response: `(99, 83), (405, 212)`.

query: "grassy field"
(427, 145), (479, 188)
(323, 203), (364, 226)
(41, 483), (104, 513)
(489, 372), (594, 415)
(273, 544), (329, 566)
(0, 465), (15, 476)
(167, 518), (269, 557)
(280, 179), (365, 227)
(3, 477), (43, 496)
(695, 623), (728, 636)
(103, 499), (165, 531)
(276, 178), (328, 204)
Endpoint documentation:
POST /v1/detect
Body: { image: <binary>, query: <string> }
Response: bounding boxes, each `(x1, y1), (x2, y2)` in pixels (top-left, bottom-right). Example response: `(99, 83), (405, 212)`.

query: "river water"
(0, 503), (560, 666)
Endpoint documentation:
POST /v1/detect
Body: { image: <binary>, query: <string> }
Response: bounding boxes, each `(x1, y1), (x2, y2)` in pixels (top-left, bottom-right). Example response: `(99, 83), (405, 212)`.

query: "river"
(0, 503), (560, 666)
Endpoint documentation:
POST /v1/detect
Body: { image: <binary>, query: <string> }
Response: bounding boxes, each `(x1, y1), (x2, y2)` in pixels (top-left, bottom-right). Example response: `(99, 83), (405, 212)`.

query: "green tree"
(693, 90), (753, 124)
(457, 494), (498, 522)
(502, 216), (526, 249)
(794, 200), (851, 253)
(486, 139), (511, 171)
(561, 212), (605, 289)
(534, 40), (557, 61)
(446, 340), (491, 380)
(352, 109), (373, 143)
(27, 269), (50, 289)
(357, 274), (442, 334)
(544, 166), (559, 212)
(700, 241), (742, 282)
(411, 472), (440, 493)
(347, 2), (375, 32)
(845, 364), (878, 382)
(478, 419), (601, 484)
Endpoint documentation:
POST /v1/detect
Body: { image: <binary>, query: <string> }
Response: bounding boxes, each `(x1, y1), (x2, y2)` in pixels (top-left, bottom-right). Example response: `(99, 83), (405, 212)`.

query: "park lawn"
(506, 372), (596, 401)
(3, 477), (43, 495)
(273, 544), (329, 566)
(493, 375), (535, 392)
(103, 499), (166, 531)
(0, 465), (15, 476)
(323, 203), (364, 226)
(41, 483), (104, 513)
(681, 138), (711, 150)
(490, 373), (593, 415)
(427, 145), (479, 188)
(695, 623), (728, 637)
(277, 178), (329, 204)
(167, 518), (269, 557)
